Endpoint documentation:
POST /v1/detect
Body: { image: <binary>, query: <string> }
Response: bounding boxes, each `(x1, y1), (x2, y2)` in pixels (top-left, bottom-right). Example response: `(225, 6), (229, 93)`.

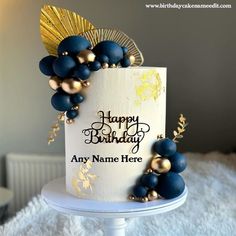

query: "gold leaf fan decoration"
(80, 28), (144, 66)
(40, 5), (95, 55)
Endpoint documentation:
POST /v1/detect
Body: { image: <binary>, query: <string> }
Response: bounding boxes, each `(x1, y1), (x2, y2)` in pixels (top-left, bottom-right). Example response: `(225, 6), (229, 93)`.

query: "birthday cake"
(39, 5), (188, 202)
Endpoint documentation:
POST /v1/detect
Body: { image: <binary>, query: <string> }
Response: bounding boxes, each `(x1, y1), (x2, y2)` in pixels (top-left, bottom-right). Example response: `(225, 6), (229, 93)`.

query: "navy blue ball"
(51, 92), (73, 111)
(153, 138), (177, 157)
(53, 56), (76, 78)
(73, 64), (91, 80)
(96, 54), (109, 64)
(168, 152), (187, 173)
(71, 93), (85, 104)
(57, 36), (91, 55)
(133, 185), (148, 198)
(157, 172), (185, 199)
(66, 109), (78, 119)
(93, 41), (123, 65)
(122, 46), (128, 55)
(39, 55), (57, 76)
(120, 57), (131, 67)
(141, 173), (158, 188)
(89, 61), (101, 71)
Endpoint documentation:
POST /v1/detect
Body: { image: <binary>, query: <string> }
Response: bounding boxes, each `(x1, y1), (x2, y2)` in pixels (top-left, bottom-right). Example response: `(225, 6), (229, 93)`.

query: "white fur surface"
(1, 152), (236, 236)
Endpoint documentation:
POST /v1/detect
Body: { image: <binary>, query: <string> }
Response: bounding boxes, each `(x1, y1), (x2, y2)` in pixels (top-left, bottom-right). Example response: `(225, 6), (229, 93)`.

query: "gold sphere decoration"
(49, 76), (61, 90)
(61, 79), (82, 94)
(73, 105), (80, 110)
(62, 51), (68, 56)
(151, 157), (171, 174)
(77, 50), (95, 63)
(146, 168), (153, 173)
(128, 195), (135, 200)
(147, 190), (158, 201)
(82, 81), (90, 87)
(129, 55), (136, 65)
(110, 64), (116, 68)
(102, 63), (109, 69)
(141, 196), (149, 202)
(66, 118), (74, 124)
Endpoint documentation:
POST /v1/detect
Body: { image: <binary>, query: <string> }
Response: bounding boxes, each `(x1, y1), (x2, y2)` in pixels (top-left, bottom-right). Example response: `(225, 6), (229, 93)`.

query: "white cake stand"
(41, 177), (188, 236)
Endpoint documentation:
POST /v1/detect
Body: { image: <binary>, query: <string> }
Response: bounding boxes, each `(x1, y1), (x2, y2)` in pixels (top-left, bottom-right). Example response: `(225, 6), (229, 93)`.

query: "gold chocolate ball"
(128, 195), (135, 200)
(49, 76), (61, 90)
(61, 79), (82, 94)
(141, 196), (149, 202)
(77, 50), (95, 63)
(102, 63), (109, 69)
(62, 51), (69, 56)
(66, 118), (74, 124)
(129, 55), (136, 65)
(73, 105), (80, 110)
(82, 81), (90, 87)
(147, 190), (158, 201)
(110, 64), (116, 68)
(151, 157), (171, 174)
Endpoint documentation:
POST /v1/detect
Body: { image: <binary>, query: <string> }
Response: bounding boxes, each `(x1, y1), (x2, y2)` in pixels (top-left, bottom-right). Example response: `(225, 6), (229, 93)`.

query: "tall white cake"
(65, 67), (166, 201)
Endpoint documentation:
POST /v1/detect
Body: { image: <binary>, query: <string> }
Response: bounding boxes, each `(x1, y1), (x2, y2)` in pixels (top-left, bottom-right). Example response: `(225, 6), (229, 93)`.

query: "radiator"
(6, 153), (65, 213)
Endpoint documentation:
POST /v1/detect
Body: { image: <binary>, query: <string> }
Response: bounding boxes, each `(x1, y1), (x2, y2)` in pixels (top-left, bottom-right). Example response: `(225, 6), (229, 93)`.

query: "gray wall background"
(0, 0), (235, 185)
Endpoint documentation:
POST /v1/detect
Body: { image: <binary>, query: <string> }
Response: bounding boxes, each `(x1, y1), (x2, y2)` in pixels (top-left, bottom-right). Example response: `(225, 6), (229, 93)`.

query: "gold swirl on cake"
(72, 160), (98, 195)
(135, 70), (162, 106)
(40, 5), (95, 55)
(80, 28), (144, 66)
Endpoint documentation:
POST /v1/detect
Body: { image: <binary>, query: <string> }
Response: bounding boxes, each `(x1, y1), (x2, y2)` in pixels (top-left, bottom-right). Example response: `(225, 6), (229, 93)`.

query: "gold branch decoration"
(172, 114), (188, 143)
(40, 5), (95, 55)
(48, 112), (65, 145)
(72, 160), (98, 195)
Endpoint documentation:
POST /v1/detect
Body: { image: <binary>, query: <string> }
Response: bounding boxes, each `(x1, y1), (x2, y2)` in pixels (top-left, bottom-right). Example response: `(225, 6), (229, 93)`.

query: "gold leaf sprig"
(48, 112), (65, 145)
(172, 114), (188, 143)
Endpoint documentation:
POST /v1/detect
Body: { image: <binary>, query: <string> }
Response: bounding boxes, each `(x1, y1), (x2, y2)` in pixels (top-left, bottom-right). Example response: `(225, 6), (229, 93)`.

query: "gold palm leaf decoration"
(40, 5), (95, 55)
(80, 28), (144, 66)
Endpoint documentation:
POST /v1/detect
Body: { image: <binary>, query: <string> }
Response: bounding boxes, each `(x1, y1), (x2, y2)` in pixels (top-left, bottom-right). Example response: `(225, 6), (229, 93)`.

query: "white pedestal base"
(41, 177), (187, 236)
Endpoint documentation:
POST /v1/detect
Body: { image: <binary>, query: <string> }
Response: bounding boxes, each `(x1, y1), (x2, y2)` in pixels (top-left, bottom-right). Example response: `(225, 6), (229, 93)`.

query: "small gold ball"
(62, 51), (69, 56)
(77, 50), (95, 63)
(151, 158), (171, 174)
(102, 63), (109, 69)
(73, 105), (80, 110)
(141, 197), (149, 202)
(82, 81), (90, 87)
(147, 190), (158, 201)
(129, 55), (136, 65)
(61, 79), (82, 94)
(66, 119), (74, 124)
(49, 76), (61, 90)
(110, 64), (116, 68)
(128, 195), (135, 200)
(146, 168), (153, 173)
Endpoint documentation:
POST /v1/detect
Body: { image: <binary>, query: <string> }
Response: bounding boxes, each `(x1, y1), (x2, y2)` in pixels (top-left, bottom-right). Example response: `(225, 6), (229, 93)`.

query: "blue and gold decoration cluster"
(129, 114), (188, 202)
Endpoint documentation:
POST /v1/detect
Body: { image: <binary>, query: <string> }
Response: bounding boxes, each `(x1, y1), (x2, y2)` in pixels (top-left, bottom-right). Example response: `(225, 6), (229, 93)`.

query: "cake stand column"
(103, 218), (127, 236)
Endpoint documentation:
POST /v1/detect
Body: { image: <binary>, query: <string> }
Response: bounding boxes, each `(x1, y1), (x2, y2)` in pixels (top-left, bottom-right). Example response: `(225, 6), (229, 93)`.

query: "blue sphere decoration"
(66, 109), (78, 119)
(57, 36), (91, 55)
(122, 46), (128, 55)
(96, 54), (109, 64)
(133, 185), (148, 198)
(51, 92), (73, 111)
(168, 152), (187, 173)
(120, 57), (131, 67)
(93, 40), (123, 65)
(39, 55), (57, 76)
(71, 93), (85, 104)
(89, 60), (102, 71)
(157, 172), (185, 199)
(73, 64), (91, 80)
(53, 56), (76, 78)
(141, 173), (158, 188)
(153, 138), (177, 157)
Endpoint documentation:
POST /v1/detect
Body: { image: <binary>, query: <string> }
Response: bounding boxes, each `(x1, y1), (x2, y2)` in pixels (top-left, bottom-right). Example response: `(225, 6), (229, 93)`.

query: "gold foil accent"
(135, 70), (162, 106)
(80, 28), (144, 66)
(40, 5), (95, 55)
(48, 112), (64, 145)
(173, 114), (188, 142)
(72, 160), (98, 195)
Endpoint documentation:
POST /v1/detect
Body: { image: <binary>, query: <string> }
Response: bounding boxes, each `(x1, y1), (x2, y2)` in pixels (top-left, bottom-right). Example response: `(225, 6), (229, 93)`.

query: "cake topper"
(39, 5), (144, 144)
